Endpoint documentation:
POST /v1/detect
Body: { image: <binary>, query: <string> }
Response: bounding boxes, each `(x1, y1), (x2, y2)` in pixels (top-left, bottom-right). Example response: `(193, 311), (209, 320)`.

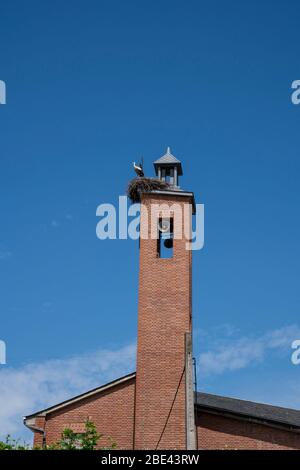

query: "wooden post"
(185, 332), (197, 450)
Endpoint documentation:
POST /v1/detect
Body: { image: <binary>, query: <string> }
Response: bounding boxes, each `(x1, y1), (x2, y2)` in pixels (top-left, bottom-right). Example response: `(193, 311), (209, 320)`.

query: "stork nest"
(127, 177), (170, 203)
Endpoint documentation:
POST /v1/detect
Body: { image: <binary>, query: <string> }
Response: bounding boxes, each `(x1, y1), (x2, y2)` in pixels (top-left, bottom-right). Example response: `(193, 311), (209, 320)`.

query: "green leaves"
(0, 435), (30, 450)
(48, 419), (113, 450)
(0, 420), (116, 450)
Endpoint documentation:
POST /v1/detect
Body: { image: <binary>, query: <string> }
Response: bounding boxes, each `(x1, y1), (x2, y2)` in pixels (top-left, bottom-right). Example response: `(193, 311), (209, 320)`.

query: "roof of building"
(24, 372), (300, 433)
(154, 147), (181, 165)
(196, 391), (300, 431)
(24, 372), (136, 420)
(153, 147), (183, 175)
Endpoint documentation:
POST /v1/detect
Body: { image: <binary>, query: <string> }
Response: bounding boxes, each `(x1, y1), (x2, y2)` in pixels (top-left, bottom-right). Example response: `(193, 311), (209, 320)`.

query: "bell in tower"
(153, 147), (183, 188)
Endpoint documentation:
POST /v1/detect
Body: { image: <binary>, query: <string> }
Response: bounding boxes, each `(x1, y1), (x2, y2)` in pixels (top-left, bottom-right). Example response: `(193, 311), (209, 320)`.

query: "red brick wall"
(33, 378), (135, 449)
(33, 417), (45, 448)
(196, 410), (300, 450)
(32, 379), (300, 450)
(30, 185), (300, 451)
(134, 193), (193, 450)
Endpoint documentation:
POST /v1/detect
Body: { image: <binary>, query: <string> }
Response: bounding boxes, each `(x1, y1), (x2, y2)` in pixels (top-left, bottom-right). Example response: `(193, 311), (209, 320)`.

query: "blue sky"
(1, 0), (300, 440)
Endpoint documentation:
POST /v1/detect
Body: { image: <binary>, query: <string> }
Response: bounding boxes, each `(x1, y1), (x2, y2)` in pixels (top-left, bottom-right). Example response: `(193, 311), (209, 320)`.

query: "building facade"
(24, 149), (300, 450)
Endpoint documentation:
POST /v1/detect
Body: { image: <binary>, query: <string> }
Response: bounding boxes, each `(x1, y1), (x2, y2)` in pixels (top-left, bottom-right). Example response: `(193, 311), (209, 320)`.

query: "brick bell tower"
(134, 148), (196, 450)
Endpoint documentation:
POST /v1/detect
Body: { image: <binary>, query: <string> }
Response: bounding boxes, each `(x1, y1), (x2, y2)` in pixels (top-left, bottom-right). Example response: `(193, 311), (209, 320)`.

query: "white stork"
(133, 160), (144, 177)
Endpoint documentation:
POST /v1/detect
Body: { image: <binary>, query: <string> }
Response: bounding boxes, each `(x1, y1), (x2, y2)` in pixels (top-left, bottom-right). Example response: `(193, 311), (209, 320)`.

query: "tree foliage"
(0, 420), (116, 450)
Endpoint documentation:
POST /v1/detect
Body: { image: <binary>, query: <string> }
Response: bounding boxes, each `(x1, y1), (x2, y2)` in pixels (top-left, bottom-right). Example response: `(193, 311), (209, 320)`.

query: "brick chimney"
(134, 148), (196, 450)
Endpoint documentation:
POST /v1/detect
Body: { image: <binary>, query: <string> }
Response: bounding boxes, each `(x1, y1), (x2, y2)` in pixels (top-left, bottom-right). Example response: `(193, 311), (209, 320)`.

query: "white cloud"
(0, 343), (136, 441)
(198, 325), (300, 376)
(2, 325), (299, 442)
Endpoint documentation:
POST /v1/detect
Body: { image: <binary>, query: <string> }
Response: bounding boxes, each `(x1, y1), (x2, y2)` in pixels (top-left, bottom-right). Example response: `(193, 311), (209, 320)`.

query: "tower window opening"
(157, 217), (174, 259)
(161, 168), (174, 185)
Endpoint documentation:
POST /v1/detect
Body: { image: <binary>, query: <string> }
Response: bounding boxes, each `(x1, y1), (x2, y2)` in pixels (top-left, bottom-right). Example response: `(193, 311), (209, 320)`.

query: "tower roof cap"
(153, 147), (183, 175)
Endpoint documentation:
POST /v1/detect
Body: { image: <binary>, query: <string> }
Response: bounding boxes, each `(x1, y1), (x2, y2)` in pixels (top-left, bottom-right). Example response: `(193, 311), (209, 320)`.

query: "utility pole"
(185, 332), (197, 450)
